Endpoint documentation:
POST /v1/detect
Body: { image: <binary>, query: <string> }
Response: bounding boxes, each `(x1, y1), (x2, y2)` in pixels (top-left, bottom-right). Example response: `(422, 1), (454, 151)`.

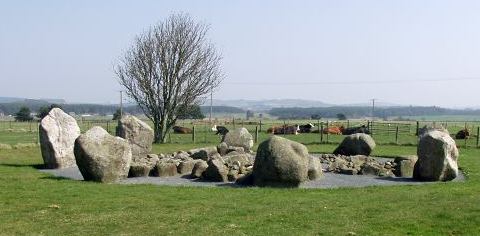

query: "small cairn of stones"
(319, 154), (415, 177)
(129, 142), (255, 182)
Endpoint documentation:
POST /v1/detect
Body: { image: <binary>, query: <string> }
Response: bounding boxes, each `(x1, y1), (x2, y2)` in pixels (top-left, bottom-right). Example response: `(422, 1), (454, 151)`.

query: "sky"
(1, 0), (480, 108)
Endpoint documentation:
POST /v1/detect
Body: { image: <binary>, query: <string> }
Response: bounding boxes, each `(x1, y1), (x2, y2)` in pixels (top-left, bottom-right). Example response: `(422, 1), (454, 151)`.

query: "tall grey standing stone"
(414, 130), (459, 181)
(223, 128), (254, 152)
(253, 136), (310, 187)
(74, 126), (132, 183)
(116, 115), (154, 161)
(39, 108), (81, 168)
(333, 133), (376, 156)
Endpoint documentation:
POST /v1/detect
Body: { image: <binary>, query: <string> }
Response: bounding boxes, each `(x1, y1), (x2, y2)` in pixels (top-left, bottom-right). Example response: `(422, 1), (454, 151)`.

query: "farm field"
(1, 141), (479, 235)
(2, 118), (480, 148)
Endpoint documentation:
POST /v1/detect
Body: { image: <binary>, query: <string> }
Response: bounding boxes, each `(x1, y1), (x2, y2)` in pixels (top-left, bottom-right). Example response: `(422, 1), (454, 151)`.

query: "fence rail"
(1, 119), (479, 148)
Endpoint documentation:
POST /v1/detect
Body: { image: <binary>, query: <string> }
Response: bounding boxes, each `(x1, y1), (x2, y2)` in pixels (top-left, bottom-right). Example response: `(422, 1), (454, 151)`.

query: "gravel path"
(40, 159), (465, 189)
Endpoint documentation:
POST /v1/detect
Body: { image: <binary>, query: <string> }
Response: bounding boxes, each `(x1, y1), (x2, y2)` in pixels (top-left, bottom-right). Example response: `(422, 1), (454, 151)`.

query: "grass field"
(2, 118), (480, 148)
(1, 141), (479, 235)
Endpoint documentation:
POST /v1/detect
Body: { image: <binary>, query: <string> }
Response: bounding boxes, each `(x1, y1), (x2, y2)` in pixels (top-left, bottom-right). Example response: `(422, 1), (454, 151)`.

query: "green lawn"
(1, 144), (479, 235)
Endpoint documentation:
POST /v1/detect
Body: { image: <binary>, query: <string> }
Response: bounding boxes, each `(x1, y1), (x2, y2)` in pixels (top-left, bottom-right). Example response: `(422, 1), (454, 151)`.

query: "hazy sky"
(1, 0), (480, 107)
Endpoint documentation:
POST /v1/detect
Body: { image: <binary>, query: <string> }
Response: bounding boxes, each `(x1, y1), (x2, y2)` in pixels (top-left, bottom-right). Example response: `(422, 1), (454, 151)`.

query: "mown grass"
(1, 143), (479, 235)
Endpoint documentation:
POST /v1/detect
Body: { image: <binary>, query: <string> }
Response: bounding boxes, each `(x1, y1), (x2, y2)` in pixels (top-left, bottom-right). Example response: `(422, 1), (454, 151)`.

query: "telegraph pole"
(209, 88), (213, 124)
(371, 98), (376, 119)
(120, 91), (123, 118)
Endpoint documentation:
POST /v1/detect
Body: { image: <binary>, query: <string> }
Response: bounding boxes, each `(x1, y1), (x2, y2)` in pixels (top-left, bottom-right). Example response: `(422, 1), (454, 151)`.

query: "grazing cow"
(267, 125), (300, 135)
(455, 129), (470, 139)
(212, 125), (229, 136)
(342, 125), (371, 135)
(173, 126), (192, 134)
(299, 123), (315, 133)
(322, 126), (343, 135)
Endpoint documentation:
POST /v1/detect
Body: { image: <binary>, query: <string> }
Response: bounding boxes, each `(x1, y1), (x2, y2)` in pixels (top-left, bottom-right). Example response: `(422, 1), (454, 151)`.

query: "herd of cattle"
(172, 123), (472, 140)
(173, 123), (372, 136)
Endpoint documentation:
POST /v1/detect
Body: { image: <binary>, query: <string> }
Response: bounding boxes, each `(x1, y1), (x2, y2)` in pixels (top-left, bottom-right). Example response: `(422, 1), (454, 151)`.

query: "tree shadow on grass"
(39, 175), (75, 181)
(0, 163), (45, 169)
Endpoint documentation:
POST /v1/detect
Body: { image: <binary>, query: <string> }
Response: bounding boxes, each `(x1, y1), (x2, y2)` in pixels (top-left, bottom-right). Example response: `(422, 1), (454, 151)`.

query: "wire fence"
(1, 118), (479, 148)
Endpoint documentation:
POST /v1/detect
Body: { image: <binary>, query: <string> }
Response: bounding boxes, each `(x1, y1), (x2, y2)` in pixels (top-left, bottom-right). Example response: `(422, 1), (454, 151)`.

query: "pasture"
(1, 141), (480, 235)
(1, 118), (480, 148)
(0, 118), (479, 234)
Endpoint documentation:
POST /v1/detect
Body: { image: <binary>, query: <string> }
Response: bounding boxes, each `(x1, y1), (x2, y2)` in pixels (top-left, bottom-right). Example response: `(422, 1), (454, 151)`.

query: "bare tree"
(115, 13), (223, 143)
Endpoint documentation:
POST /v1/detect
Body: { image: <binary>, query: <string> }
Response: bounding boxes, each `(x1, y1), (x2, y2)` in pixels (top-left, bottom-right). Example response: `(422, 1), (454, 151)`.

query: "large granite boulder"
(252, 136), (310, 187)
(116, 115), (154, 161)
(74, 126), (132, 183)
(393, 155), (418, 177)
(39, 108), (81, 168)
(307, 156), (323, 180)
(333, 133), (376, 156)
(414, 130), (459, 181)
(223, 128), (254, 152)
(202, 159), (228, 182)
(188, 146), (218, 161)
(191, 160), (208, 178)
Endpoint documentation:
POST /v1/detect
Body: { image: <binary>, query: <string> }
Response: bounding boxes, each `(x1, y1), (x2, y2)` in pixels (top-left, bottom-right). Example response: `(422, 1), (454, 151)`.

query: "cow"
(342, 125), (371, 135)
(321, 126), (343, 135)
(173, 126), (192, 134)
(455, 129), (470, 139)
(212, 125), (229, 136)
(267, 125), (300, 135)
(299, 123), (315, 133)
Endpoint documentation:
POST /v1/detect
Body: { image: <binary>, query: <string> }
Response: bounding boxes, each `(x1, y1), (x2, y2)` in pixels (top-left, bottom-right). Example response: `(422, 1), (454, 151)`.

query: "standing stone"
(393, 155), (418, 177)
(154, 161), (178, 177)
(308, 156), (323, 180)
(202, 159), (228, 182)
(116, 115), (154, 161)
(333, 133), (376, 156)
(253, 136), (310, 187)
(191, 160), (208, 178)
(39, 108), (81, 169)
(74, 126), (132, 183)
(223, 128), (254, 152)
(414, 130), (459, 181)
(177, 160), (197, 175)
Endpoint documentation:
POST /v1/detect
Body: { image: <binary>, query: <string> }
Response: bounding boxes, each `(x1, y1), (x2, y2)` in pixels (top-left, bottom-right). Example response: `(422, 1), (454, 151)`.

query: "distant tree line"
(268, 106), (480, 119)
(0, 100), (243, 120)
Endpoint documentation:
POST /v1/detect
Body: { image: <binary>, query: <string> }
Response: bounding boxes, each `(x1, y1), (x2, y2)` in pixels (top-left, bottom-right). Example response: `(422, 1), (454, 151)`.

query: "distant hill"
(0, 97), (66, 104)
(210, 99), (331, 111)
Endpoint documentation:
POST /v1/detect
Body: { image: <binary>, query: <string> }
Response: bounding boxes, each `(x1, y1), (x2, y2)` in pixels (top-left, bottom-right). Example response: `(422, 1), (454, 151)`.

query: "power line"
(224, 76), (480, 86)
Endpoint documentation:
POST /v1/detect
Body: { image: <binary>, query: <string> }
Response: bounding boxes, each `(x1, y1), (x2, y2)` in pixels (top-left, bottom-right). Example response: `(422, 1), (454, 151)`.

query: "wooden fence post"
(259, 120), (262, 132)
(233, 118), (236, 128)
(255, 126), (258, 143)
(203, 123), (207, 143)
(192, 125), (196, 143)
(395, 125), (399, 144)
(283, 120), (286, 135)
(326, 121), (329, 143)
(106, 121), (110, 134)
(347, 120), (350, 128)
(416, 121), (420, 136)
(465, 122), (468, 148)
(320, 122), (324, 143)
(477, 126), (479, 148)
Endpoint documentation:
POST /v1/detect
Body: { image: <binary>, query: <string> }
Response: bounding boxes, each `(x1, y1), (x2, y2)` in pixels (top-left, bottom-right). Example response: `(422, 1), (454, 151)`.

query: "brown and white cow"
(173, 126), (192, 134)
(267, 125), (300, 135)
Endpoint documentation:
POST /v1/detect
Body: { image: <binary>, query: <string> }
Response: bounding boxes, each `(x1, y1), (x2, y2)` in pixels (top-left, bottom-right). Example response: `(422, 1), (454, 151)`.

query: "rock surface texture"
(414, 130), (459, 181)
(116, 115), (154, 161)
(253, 136), (310, 187)
(74, 126), (132, 183)
(222, 128), (254, 152)
(333, 133), (376, 156)
(39, 108), (81, 168)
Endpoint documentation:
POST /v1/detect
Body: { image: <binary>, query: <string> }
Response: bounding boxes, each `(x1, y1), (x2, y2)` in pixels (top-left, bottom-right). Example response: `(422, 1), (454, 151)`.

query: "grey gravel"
(40, 156), (465, 189)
